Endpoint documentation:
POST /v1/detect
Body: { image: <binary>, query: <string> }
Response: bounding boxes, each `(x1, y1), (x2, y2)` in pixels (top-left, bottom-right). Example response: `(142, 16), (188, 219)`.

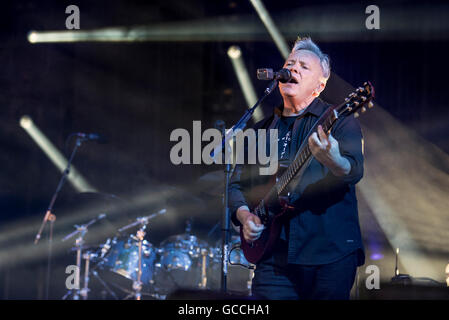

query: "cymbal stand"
(64, 227), (85, 300)
(136, 229), (145, 300)
(80, 252), (96, 300)
(117, 208), (166, 233)
(123, 224), (148, 300)
(199, 248), (208, 289)
(62, 214), (106, 300)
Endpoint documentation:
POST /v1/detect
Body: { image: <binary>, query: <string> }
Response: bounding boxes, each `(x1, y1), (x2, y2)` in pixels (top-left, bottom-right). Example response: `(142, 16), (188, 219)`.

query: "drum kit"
(60, 201), (255, 300)
(33, 130), (254, 300)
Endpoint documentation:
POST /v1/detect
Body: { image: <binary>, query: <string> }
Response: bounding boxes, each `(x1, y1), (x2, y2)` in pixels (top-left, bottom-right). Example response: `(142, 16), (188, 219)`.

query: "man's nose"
(287, 65), (299, 74)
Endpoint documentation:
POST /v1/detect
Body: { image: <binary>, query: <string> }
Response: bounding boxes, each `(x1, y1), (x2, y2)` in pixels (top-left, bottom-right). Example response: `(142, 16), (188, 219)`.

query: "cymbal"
(67, 192), (128, 206)
(196, 170), (224, 196)
(56, 192), (132, 240)
(164, 185), (207, 214)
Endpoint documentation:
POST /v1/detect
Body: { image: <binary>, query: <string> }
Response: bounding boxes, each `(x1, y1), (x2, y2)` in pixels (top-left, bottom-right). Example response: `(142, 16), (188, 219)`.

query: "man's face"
(279, 49), (325, 103)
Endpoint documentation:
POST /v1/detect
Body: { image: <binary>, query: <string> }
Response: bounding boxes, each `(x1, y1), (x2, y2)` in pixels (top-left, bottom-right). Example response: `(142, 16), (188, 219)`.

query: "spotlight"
(227, 45), (242, 59)
(20, 115), (32, 129)
(27, 31), (38, 44)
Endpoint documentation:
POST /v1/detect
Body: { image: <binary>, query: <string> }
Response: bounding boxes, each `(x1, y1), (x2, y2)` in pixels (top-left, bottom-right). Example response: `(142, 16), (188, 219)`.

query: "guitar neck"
(253, 106), (341, 220)
(274, 106), (339, 196)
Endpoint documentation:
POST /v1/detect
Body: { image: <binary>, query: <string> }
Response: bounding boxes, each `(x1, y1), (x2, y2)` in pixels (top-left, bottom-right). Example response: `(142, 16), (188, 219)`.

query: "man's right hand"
(236, 207), (265, 243)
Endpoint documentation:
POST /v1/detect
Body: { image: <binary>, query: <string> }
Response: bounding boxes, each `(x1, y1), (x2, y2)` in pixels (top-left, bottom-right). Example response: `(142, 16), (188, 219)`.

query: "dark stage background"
(0, 0), (448, 299)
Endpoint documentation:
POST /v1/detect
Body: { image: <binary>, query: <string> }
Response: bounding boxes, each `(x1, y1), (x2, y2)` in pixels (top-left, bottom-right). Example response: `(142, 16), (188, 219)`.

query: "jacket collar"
(274, 97), (325, 118)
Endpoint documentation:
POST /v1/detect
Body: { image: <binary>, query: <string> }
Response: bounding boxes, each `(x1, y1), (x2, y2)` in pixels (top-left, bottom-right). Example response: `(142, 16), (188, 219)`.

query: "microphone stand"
(218, 79), (278, 294)
(34, 137), (84, 300)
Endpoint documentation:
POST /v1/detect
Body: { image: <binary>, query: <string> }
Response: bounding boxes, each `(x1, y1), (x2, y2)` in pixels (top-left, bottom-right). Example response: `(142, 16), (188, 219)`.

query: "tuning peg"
(361, 96), (367, 102)
(354, 112), (360, 118)
(357, 87), (363, 92)
(368, 101), (374, 108)
(345, 98), (350, 102)
(353, 101), (360, 107)
(361, 106), (366, 113)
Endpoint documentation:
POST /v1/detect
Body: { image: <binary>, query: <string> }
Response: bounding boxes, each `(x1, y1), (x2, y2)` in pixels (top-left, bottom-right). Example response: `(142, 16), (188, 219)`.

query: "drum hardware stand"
(117, 208), (166, 233)
(61, 213), (106, 300)
(391, 247), (411, 284)
(90, 269), (119, 300)
(120, 214), (159, 300)
(134, 228), (145, 300)
(34, 137), (85, 299)
(100, 238), (112, 259)
(247, 268), (255, 296)
(199, 248), (208, 289)
(117, 209), (165, 300)
(215, 79), (278, 293)
(80, 252), (96, 300)
(110, 281), (164, 300)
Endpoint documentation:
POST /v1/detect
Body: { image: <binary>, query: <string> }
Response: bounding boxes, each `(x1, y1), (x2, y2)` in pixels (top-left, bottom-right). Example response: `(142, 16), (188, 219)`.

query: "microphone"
(257, 68), (292, 83)
(75, 132), (108, 144)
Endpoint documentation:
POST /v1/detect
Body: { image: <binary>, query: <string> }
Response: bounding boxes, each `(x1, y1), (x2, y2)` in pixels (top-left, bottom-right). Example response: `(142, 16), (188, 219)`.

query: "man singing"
(229, 37), (365, 300)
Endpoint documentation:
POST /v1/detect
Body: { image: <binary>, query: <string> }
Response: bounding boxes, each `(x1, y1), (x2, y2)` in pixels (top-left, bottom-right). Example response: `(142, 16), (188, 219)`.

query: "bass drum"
(152, 234), (210, 296)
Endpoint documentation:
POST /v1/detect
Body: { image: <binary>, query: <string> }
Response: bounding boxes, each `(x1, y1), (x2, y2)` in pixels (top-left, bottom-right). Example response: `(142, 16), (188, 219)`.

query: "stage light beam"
(19, 115), (96, 193)
(227, 45), (263, 122)
(249, 0), (290, 59)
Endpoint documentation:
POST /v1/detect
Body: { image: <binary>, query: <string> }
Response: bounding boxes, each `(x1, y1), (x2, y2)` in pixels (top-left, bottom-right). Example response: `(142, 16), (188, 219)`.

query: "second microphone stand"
(34, 137), (85, 300)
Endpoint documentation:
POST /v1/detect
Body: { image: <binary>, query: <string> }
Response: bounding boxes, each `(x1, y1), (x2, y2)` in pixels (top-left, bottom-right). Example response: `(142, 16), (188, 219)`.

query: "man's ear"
(312, 82), (326, 97)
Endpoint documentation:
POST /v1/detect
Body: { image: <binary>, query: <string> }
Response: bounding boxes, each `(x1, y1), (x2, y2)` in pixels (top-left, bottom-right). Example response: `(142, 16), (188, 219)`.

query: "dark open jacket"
(229, 97), (365, 266)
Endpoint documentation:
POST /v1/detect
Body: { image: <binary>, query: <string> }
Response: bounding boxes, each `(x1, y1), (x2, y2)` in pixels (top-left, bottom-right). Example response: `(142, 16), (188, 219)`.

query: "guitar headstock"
(337, 82), (375, 118)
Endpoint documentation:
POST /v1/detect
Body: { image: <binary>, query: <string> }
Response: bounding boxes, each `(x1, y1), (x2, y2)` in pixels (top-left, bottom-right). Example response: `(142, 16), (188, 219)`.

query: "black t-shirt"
(277, 115), (297, 162)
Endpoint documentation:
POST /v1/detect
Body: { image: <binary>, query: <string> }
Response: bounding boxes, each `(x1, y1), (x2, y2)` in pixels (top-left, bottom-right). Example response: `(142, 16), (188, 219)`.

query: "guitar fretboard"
(274, 107), (337, 195)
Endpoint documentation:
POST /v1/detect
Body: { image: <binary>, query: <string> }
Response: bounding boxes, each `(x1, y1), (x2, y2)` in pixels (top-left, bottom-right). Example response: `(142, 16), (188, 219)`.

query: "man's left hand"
(308, 125), (351, 176)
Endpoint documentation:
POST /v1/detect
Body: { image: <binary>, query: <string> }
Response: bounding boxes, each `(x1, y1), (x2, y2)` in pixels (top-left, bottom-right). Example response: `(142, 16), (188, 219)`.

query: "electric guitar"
(240, 82), (375, 264)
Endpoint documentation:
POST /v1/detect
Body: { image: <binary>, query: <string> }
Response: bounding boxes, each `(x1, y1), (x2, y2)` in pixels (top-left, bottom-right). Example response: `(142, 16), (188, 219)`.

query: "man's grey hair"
(292, 37), (330, 82)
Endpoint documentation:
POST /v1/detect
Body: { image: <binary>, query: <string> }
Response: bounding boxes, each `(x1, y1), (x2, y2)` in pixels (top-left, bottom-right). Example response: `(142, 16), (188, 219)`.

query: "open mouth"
(288, 77), (299, 84)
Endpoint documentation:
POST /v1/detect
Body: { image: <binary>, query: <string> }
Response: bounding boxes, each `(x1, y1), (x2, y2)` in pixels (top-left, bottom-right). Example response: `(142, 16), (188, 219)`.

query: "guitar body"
(239, 206), (286, 264)
(239, 166), (291, 264)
